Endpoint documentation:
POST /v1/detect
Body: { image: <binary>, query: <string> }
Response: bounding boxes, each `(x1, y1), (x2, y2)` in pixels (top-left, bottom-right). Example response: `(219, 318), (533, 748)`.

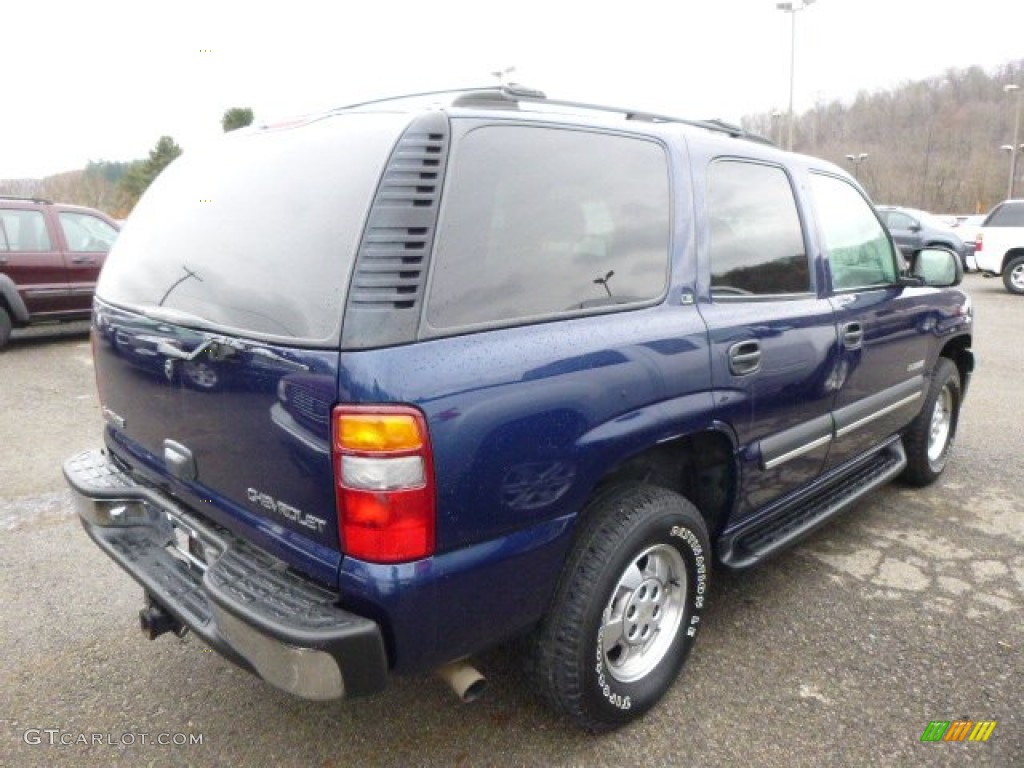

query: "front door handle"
(728, 340), (762, 376)
(842, 321), (864, 350)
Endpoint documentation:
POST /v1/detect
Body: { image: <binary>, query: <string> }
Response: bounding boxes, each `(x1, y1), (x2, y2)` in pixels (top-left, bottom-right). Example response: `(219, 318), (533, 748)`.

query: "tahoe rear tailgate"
(89, 111), (410, 584)
(94, 302), (344, 579)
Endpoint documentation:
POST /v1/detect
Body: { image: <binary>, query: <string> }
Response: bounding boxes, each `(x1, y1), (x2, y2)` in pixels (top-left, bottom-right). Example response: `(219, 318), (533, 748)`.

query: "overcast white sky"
(2, 0), (1021, 178)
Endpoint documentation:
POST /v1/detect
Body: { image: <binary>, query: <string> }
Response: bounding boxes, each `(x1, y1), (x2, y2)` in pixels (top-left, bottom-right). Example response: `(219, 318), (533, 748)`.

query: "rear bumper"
(63, 449), (388, 700)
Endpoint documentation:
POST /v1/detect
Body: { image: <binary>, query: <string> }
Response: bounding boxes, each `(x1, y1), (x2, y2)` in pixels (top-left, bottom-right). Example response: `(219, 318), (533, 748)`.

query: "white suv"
(975, 199), (1024, 294)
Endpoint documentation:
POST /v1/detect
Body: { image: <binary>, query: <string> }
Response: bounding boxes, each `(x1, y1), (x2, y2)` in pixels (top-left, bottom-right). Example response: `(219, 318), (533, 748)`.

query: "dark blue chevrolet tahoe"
(65, 86), (973, 730)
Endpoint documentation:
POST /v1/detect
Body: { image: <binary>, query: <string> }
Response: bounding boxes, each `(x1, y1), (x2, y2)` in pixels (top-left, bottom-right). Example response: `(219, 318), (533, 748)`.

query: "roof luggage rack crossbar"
(334, 86), (774, 145)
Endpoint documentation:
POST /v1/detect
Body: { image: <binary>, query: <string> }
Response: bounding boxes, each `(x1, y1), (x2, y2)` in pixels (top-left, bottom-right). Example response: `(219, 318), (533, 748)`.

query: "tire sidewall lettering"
(588, 518), (708, 716)
(670, 523), (708, 604)
(595, 619), (632, 711)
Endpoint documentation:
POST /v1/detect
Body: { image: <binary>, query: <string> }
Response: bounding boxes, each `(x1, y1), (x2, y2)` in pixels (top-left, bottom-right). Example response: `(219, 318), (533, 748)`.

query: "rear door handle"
(728, 340), (762, 376)
(70, 256), (97, 264)
(841, 321), (864, 350)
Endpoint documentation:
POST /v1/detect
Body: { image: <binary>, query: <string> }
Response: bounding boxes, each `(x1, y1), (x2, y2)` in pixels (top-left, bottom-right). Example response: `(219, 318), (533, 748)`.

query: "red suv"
(0, 196), (119, 347)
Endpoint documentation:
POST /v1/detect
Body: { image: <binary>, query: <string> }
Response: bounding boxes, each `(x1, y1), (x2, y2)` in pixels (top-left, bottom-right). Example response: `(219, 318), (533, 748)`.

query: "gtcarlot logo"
(23, 729), (204, 747)
(920, 720), (997, 742)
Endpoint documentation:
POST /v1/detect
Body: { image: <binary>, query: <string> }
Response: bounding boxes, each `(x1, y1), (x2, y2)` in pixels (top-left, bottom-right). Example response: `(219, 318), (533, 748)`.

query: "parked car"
(0, 196), (119, 347)
(974, 199), (1024, 294)
(64, 86), (973, 731)
(951, 214), (986, 270)
(953, 213), (986, 231)
(876, 205), (969, 270)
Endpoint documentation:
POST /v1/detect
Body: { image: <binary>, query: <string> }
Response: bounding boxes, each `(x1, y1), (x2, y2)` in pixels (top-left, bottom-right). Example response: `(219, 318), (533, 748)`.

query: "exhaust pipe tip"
(434, 660), (487, 703)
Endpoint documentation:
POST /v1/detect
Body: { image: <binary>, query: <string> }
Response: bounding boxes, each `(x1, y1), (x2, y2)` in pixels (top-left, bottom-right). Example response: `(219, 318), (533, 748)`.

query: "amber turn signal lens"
(336, 413), (423, 452)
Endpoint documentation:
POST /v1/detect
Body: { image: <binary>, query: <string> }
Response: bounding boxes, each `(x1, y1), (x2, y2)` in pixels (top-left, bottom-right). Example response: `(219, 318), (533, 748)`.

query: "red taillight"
(332, 405), (435, 563)
(975, 232), (983, 252)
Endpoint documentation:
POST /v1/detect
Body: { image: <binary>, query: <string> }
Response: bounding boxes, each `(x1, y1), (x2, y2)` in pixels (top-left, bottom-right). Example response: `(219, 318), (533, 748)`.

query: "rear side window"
(707, 160), (809, 297)
(426, 126), (670, 329)
(810, 173), (897, 291)
(984, 201), (1024, 227)
(0, 209), (52, 252)
(97, 113), (409, 344)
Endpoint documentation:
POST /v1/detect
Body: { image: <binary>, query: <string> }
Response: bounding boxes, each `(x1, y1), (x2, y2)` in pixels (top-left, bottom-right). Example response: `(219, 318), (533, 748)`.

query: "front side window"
(426, 126), (670, 329)
(707, 160), (809, 297)
(810, 173), (897, 291)
(59, 212), (118, 252)
(0, 209), (52, 252)
(882, 210), (916, 231)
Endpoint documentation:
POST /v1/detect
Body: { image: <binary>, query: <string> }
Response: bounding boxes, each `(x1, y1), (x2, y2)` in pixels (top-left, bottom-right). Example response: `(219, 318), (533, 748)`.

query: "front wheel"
(1003, 255), (1024, 295)
(0, 306), (11, 349)
(532, 485), (710, 731)
(901, 358), (961, 486)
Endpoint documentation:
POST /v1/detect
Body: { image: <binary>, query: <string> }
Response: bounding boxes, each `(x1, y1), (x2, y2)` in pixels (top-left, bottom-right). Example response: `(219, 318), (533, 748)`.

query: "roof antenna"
(490, 66), (516, 86)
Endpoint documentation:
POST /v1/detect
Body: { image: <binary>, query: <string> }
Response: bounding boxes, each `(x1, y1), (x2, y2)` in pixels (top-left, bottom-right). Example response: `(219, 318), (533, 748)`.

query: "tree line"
(6, 60), (1024, 219)
(0, 108), (253, 217)
(743, 59), (1024, 214)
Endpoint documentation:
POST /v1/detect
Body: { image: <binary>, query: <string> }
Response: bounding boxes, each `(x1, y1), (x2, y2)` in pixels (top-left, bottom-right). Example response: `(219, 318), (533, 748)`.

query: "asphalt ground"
(1, 273), (1020, 767)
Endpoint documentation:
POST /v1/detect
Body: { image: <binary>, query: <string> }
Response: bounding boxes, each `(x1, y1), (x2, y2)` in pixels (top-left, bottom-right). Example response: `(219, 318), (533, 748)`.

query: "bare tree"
(746, 58), (1024, 212)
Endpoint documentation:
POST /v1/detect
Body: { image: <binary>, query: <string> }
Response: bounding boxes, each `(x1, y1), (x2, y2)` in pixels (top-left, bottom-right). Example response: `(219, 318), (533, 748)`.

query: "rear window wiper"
(139, 305), (222, 333)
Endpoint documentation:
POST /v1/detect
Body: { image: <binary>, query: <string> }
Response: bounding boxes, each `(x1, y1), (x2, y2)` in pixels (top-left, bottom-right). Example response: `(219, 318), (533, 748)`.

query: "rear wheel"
(532, 485), (710, 731)
(1003, 255), (1024, 295)
(901, 358), (961, 486)
(0, 306), (12, 349)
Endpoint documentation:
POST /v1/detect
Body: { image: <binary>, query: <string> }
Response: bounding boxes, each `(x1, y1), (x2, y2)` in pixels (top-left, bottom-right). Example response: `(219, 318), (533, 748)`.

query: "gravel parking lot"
(1, 275), (1020, 767)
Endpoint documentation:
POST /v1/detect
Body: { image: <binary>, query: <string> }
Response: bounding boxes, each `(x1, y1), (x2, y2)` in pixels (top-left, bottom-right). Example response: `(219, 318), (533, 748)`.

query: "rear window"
(426, 125), (670, 330)
(97, 113), (408, 345)
(984, 201), (1024, 227)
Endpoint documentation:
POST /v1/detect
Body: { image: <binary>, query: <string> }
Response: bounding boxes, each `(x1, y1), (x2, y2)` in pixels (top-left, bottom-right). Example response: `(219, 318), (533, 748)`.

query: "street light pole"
(1005, 84), (1021, 199)
(1001, 143), (1024, 193)
(776, 0), (816, 151)
(845, 152), (868, 181)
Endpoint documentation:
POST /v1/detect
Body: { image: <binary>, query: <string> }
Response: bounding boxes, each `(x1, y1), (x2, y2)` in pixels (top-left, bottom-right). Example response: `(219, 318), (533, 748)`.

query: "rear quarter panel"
(338, 306), (714, 553)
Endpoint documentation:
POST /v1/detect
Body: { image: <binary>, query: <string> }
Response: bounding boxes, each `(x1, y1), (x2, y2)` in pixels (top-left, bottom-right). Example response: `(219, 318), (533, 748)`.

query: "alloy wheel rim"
(186, 362), (218, 389)
(600, 543), (687, 683)
(1011, 263), (1024, 291)
(927, 385), (953, 463)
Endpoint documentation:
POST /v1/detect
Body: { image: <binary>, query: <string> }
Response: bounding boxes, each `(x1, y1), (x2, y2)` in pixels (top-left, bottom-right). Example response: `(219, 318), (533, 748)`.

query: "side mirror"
(908, 223), (922, 233)
(910, 246), (963, 287)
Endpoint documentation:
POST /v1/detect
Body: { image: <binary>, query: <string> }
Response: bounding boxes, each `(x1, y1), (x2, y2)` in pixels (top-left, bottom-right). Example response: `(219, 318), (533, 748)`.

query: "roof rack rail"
(477, 88), (774, 145)
(0, 194), (52, 204)
(333, 86), (774, 146)
(332, 86), (509, 112)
